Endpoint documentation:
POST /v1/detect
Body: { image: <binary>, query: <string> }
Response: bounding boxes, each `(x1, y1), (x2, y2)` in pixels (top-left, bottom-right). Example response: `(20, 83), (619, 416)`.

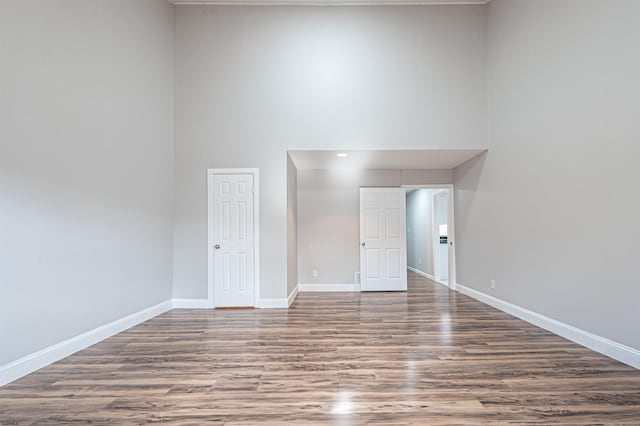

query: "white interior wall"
(406, 189), (436, 276)
(454, 0), (640, 350)
(0, 0), (176, 366)
(173, 5), (487, 300)
(297, 169), (452, 285)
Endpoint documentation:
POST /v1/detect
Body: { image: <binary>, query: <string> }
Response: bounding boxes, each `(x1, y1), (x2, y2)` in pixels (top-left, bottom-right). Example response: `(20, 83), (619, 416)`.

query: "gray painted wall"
(173, 5), (487, 299)
(454, 0), (640, 350)
(286, 155), (298, 296)
(0, 0), (176, 365)
(297, 170), (452, 285)
(406, 189), (436, 276)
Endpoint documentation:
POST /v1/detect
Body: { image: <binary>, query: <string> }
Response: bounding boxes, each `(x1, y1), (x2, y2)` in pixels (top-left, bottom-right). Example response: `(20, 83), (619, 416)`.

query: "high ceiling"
(170, 0), (489, 5)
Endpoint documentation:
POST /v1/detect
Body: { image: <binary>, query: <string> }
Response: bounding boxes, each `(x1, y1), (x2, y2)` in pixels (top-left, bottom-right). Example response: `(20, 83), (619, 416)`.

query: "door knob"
(361, 242), (366, 247)
(214, 244), (221, 249)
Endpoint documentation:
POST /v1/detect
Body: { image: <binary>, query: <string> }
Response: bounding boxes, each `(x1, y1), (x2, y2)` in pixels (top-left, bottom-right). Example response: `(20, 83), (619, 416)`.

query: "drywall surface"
(297, 170), (452, 285)
(455, 0), (640, 349)
(173, 5), (486, 298)
(406, 189), (436, 276)
(0, 0), (175, 365)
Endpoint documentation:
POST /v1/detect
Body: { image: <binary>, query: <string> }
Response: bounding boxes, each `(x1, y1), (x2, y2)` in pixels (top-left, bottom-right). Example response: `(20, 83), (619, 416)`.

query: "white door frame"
(207, 168), (260, 308)
(402, 184), (456, 290)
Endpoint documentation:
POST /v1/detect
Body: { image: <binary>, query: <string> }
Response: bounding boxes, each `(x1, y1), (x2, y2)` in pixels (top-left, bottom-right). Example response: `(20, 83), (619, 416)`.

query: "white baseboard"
(0, 300), (173, 387)
(0, 292), (301, 387)
(407, 266), (435, 280)
(7, 285), (637, 391)
(173, 298), (297, 310)
(299, 283), (361, 292)
(407, 267), (450, 288)
(258, 298), (289, 309)
(455, 283), (640, 369)
(172, 298), (212, 309)
(434, 279), (451, 288)
(287, 285), (299, 307)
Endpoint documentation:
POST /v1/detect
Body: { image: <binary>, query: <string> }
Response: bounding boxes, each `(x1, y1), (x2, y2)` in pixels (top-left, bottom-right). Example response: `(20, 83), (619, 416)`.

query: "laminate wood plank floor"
(2, 272), (640, 425)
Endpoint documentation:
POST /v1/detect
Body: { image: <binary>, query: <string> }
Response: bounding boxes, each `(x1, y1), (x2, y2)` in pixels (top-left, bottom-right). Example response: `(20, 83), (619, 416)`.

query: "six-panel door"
(213, 174), (255, 307)
(359, 188), (407, 291)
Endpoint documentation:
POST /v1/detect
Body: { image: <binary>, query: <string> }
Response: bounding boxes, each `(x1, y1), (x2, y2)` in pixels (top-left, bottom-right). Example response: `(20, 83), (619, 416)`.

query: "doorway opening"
(403, 185), (455, 289)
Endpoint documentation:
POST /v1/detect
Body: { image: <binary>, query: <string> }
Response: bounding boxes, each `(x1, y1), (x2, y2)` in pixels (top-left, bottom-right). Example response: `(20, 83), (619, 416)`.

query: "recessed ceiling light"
(337, 153), (348, 158)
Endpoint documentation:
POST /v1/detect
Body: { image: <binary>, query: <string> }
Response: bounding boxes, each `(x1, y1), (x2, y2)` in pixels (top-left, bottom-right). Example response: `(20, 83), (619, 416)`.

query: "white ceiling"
(170, 0), (489, 5)
(288, 149), (486, 171)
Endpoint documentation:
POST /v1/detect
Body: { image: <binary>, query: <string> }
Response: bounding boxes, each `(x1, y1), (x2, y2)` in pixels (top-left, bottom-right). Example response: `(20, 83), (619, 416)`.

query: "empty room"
(1, 0), (639, 424)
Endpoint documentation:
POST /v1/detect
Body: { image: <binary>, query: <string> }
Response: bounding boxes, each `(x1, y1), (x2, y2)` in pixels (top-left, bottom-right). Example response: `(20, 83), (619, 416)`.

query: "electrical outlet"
(312, 270), (319, 278)
(418, 257), (422, 265)
(490, 279), (496, 289)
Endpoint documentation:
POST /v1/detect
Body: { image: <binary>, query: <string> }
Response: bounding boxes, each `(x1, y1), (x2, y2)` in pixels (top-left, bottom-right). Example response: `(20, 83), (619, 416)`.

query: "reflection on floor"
(1, 271), (639, 424)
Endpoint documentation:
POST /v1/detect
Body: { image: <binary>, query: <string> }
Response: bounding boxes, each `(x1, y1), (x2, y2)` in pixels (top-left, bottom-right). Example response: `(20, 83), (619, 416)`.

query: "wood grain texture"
(1, 272), (639, 425)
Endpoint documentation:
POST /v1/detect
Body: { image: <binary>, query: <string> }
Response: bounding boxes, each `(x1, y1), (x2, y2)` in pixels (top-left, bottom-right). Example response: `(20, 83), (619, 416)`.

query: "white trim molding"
(288, 285), (299, 307)
(455, 283), (640, 369)
(255, 287), (299, 309)
(0, 300), (173, 387)
(172, 299), (211, 309)
(258, 298), (289, 309)
(174, 297), (296, 310)
(407, 266), (435, 280)
(1, 292), (302, 387)
(299, 283), (361, 292)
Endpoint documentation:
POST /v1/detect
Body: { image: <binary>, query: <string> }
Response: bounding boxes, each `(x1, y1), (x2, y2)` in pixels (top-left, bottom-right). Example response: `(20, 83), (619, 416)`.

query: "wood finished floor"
(2, 272), (640, 425)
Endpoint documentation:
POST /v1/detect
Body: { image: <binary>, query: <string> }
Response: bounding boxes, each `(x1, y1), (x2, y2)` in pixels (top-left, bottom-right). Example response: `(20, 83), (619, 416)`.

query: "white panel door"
(213, 174), (255, 307)
(359, 188), (407, 291)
